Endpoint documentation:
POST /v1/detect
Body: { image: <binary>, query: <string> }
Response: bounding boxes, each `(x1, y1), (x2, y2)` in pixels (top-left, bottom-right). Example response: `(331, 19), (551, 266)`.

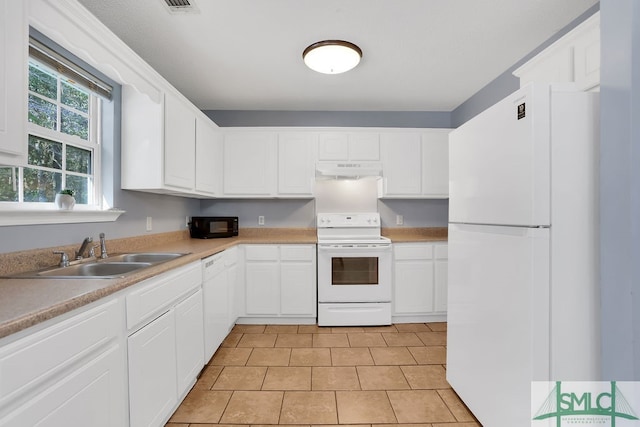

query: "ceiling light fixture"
(302, 40), (362, 74)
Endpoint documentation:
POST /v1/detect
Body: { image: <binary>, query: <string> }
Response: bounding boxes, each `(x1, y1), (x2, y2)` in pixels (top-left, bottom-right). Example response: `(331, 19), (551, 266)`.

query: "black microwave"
(189, 216), (238, 239)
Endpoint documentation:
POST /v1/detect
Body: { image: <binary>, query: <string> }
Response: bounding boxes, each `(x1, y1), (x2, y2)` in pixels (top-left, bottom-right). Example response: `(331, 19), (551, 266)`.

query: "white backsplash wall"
(314, 178), (379, 213)
(377, 199), (448, 228)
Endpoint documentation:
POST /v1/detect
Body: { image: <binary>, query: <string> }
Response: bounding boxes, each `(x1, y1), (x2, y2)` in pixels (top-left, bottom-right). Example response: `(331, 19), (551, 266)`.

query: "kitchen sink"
(5, 252), (190, 279)
(36, 262), (153, 278)
(107, 252), (186, 263)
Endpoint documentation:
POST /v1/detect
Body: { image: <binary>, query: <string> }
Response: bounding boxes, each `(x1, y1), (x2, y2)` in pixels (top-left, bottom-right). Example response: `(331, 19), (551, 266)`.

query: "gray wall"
(599, 0), (640, 380)
(451, 4), (601, 127)
(199, 198), (449, 229)
(204, 110), (452, 128)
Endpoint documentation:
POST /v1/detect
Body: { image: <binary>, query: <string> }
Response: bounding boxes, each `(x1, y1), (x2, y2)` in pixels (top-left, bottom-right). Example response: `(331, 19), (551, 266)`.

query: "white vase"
(55, 194), (75, 210)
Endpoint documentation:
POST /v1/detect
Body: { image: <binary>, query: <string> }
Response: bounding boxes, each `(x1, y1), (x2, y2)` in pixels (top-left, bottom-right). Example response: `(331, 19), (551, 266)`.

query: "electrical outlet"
(186, 216), (190, 228)
(146, 216), (153, 231)
(396, 215), (404, 225)
(258, 215), (265, 226)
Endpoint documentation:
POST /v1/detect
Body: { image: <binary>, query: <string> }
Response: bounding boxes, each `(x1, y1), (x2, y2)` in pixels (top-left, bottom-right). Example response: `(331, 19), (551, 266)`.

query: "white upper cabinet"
(223, 131), (277, 196)
(421, 130), (450, 197)
(318, 132), (379, 161)
(380, 130), (450, 198)
(278, 132), (317, 197)
(513, 12), (600, 91)
(164, 92), (196, 190)
(380, 132), (422, 196)
(0, 1), (27, 166)
(195, 116), (222, 196)
(121, 86), (220, 197)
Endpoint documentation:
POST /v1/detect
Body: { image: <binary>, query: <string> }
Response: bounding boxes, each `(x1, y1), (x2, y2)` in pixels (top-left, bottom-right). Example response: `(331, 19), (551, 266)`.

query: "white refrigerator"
(447, 83), (601, 427)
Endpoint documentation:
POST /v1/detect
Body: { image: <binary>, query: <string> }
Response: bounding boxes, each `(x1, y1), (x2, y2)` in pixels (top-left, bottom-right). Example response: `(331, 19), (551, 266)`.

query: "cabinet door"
(128, 310), (177, 427)
(421, 131), (450, 197)
(280, 262), (316, 315)
(175, 290), (204, 396)
(348, 133), (379, 160)
(394, 260), (434, 314)
(245, 262), (279, 315)
(223, 132), (277, 195)
(121, 86), (164, 189)
(195, 117), (222, 195)
(318, 132), (348, 160)
(278, 133), (316, 196)
(381, 133), (422, 195)
(393, 244), (434, 315)
(164, 92), (196, 190)
(280, 246), (316, 316)
(0, 1), (27, 165)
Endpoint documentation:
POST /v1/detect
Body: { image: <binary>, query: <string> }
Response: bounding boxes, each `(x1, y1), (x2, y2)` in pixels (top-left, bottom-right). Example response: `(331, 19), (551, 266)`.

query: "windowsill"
(0, 208), (125, 226)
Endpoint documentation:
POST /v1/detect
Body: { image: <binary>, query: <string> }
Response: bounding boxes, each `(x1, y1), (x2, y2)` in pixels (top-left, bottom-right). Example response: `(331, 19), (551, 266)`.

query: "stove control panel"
(317, 213), (380, 228)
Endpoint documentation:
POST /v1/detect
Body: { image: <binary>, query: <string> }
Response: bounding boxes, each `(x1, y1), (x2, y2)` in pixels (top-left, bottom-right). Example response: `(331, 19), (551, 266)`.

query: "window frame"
(0, 58), (102, 211)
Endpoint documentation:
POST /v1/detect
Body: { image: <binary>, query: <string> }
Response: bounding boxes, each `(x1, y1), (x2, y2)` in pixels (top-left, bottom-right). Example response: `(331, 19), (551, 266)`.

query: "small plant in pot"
(55, 189), (76, 210)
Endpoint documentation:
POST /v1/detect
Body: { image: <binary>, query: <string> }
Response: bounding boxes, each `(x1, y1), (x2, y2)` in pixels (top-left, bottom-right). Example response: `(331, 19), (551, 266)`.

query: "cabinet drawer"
(126, 262), (201, 331)
(434, 244), (448, 259)
(0, 299), (119, 403)
(394, 244), (433, 260)
(244, 245), (279, 261)
(280, 245), (314, 261)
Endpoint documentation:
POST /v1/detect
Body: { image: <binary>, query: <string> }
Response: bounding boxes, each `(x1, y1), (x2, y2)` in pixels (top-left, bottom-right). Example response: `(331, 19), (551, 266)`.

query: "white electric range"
(316, 213), (392, 326)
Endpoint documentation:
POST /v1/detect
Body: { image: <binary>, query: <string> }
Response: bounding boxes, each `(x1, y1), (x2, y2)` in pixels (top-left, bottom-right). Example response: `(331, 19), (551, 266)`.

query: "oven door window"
(331, 257), (379, 285)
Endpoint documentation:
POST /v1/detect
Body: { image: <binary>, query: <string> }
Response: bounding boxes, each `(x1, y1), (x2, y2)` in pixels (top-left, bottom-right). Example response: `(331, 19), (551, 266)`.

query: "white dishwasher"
(202, 252), (228, 362)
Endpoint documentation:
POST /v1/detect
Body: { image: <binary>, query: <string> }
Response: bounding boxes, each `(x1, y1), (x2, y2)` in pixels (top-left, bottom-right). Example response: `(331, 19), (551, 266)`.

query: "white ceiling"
(78, 0), (597, 112)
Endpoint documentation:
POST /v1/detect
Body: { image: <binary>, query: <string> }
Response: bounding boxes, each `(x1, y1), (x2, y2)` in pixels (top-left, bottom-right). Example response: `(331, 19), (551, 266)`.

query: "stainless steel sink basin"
(5, 252), (190, 279)
(36, 262), (153, 278)
(108, 252), (186, 263)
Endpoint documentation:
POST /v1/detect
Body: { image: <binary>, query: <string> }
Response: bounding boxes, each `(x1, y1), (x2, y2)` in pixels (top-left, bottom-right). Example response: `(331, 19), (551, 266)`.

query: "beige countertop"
(382, 227), (448, 242)
(0, 226), (446, 340)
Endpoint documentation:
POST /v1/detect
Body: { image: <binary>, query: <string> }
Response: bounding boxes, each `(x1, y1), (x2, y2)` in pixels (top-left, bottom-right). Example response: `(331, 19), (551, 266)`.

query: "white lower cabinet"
(241, 244), (316, 323)
(175, 290), (205, 395)
(245, 245), (280, 315)
(393, 242), (448, 323)
(280, 245), (317, 316)
(128, 310), (178, 427)
(0, 298), (127, 427)
(126, 262), (203, 427)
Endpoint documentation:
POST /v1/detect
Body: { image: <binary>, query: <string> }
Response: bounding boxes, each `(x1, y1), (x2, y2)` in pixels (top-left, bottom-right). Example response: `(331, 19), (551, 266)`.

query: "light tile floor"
(166, 322), (481, 427)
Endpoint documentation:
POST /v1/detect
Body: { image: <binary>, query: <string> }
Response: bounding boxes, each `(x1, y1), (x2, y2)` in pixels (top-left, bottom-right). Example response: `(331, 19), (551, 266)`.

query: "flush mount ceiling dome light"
(303, 40), (362, 74)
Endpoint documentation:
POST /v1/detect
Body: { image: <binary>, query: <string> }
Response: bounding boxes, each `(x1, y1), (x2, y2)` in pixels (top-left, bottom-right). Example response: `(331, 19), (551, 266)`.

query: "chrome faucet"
(99, 232), (108, 259)
(76, 237), (94, 260)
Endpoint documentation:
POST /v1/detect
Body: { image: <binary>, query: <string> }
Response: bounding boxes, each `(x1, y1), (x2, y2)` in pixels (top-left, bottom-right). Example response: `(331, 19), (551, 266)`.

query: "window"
(0, 35), (112, 209)
(0, 60), (100, 206)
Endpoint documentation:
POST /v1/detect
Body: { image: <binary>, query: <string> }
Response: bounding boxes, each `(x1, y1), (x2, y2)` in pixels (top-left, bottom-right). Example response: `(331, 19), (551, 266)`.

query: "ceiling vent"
(163, 0), (199, 14)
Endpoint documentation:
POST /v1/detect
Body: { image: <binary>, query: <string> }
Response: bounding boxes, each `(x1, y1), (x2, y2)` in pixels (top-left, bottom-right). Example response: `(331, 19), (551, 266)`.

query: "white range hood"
(315, 161), (383, 179)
